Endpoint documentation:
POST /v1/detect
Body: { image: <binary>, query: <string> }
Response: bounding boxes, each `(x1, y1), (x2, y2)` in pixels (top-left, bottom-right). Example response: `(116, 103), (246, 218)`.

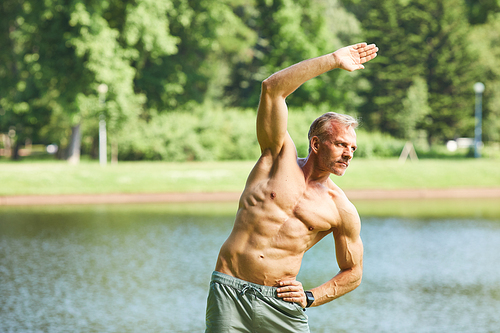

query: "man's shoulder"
(326, 179), (360, 226)
(325, 178), (348, 201)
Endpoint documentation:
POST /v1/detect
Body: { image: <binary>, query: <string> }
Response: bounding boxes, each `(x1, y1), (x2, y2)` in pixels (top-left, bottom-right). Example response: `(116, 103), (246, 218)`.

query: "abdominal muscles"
(216, 207), (312, 286)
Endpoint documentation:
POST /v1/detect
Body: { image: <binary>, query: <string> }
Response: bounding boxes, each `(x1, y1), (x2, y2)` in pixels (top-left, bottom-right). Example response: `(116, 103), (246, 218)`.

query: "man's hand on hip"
(277, 280), (307, 308)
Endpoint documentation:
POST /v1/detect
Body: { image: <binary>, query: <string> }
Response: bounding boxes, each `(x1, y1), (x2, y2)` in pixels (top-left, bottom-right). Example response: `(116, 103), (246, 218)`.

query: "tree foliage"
(0, 0), (146, 157)
(469, 12), (500, 142)
(1, 0), (499, 161)
(224, 0), (362, 110)
(464, 0), (500, 24)
(342, 0), (479, 143)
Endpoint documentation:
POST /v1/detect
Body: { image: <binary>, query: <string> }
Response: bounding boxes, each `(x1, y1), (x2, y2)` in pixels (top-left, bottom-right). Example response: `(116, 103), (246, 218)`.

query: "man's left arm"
(277, 207), (363, 308)
(309, 213), (363, 307)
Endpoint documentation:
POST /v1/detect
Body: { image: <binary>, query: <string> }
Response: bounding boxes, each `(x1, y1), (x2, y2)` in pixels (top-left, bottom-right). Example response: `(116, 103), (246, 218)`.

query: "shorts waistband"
(211, 271), (278, 297)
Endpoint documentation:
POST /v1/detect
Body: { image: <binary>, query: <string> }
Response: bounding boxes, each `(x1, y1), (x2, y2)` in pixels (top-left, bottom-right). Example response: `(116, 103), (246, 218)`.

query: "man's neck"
(298, 156), (331, 185)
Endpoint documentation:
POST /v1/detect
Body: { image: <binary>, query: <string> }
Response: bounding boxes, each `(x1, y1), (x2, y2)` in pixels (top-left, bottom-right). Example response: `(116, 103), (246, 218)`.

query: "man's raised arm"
(256, 43), (378, 156)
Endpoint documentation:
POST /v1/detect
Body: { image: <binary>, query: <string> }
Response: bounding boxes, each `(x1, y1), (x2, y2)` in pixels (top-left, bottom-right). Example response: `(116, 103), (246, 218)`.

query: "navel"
(259, 255), (265, 259)
(270, 191), (276, 199)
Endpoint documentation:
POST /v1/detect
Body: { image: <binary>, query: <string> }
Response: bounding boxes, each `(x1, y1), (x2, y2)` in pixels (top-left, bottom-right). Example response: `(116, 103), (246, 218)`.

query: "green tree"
(469, 12), (500, 142)
(0, 0), (79, 158)
(127, 0), (256, 113)
(464, 0), (500, 24)
(342, 0), (478, 143)
(396, 76), (431, 140)
(224, 0), (363, 111)
(0, 0), (179, 160)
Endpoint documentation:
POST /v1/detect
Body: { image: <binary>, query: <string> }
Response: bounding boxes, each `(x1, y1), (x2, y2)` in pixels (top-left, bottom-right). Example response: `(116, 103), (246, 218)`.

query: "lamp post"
(473, 82), (485, 158)
(97, 84), (108, 166)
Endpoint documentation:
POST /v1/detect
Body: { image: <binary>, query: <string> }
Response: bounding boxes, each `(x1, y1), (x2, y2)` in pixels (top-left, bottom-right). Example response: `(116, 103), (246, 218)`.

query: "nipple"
(309, 226), (314, 231)
(270, 191), (276, 199)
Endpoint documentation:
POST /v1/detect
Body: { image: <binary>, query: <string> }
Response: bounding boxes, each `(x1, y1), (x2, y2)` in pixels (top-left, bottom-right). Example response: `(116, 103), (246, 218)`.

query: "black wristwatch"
(305, 290), (315, 308)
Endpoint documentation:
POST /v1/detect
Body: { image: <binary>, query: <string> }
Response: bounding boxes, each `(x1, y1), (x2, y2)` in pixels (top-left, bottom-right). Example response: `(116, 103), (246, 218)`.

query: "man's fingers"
(353, 42), (367, 49)
(360, 52), (378, 64)
(277, 280), (303, 294)
(277, 289), (305, 301)
(277, 279), (306, 306)
(276, 280), (307, 307)
(282, 296), (302, 303)
(278, 285), (302, 293)
(359, 44), (378, 64)
(358, 44), (378, 57)
(362, 43), (378, 52)
(279, 280), (301, 287)
(278, 291), (302, 298)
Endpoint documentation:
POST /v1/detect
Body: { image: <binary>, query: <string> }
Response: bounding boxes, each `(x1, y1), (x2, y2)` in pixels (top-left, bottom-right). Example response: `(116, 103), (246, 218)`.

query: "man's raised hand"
(333, 43), (378, 72)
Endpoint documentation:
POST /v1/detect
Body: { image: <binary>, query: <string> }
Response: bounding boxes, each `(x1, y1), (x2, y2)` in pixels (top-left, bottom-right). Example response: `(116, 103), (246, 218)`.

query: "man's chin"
(332, 168), (346, 177)
(332, 161), (349, 176)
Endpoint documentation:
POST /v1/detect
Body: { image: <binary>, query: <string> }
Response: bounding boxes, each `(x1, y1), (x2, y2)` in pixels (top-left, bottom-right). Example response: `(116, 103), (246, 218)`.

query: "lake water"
(1, 202), (500, 333)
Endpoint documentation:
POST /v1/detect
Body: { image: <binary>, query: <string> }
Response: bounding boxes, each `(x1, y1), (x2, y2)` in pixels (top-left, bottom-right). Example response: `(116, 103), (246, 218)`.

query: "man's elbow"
(261, 76), (283, 99)
(349, 265), (363, 289)
(261, 78), (273, 96)
(354, 266), (363, 288)
(353, 273), (362, 289)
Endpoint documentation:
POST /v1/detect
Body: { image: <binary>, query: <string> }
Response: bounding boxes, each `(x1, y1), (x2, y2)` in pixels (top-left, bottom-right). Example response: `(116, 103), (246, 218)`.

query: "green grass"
(0, 158), (499, 196)
(335, 158), (500, 190)
(0, 160), (254, 195)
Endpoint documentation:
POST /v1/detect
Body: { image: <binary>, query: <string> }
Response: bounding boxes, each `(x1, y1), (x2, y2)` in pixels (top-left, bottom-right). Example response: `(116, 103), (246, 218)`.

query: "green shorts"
(205, 271), (310, 333)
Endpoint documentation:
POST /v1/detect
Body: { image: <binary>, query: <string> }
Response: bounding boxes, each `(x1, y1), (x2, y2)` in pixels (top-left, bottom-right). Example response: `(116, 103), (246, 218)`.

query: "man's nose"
(343, 148), (353, 159)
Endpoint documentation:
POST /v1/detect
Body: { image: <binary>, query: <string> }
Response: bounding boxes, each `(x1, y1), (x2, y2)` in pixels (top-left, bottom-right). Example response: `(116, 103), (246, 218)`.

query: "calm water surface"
(1, 203), (500, 333)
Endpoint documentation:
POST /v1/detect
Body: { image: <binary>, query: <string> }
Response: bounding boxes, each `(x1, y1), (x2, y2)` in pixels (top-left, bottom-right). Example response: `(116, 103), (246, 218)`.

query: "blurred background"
(1, 0), (499, 162)
(1, 1), (500, 332)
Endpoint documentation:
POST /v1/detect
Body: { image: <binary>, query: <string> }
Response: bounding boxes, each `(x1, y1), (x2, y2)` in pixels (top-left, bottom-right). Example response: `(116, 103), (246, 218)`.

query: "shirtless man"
(205, 43), (378, 332)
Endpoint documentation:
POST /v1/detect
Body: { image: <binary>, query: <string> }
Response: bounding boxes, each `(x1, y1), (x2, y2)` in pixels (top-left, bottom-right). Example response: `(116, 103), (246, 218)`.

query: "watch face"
(305, 291), (314, 307)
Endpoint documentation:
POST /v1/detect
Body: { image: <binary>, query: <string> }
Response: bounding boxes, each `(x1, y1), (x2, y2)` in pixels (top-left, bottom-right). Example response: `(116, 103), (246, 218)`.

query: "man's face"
(317, 123), (357, 176)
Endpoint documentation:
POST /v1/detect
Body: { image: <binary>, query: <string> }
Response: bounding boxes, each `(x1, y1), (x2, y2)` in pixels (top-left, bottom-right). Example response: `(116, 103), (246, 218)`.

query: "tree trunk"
(11, 139), (21, 160)
(111, 141), (118, 164)
(67, 123), (82, 165)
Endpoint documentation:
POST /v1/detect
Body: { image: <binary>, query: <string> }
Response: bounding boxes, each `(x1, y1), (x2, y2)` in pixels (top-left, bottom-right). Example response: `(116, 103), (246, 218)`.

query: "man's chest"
(263, 179), (340, 233)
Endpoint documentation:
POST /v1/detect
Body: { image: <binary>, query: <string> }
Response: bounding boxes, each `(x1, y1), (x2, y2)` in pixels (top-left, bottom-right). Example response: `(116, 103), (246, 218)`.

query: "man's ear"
(310, 136), (320, 153)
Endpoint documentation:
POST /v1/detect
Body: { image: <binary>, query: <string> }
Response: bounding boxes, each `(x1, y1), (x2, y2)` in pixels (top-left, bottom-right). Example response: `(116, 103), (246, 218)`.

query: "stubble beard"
(331, 159), (349, 176)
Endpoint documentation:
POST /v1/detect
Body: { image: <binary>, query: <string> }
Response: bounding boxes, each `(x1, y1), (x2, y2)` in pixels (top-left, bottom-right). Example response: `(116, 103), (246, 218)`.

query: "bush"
(116, 107), (261, 161)
(113, 105), (427, 161)
(355, 131), (406, 158)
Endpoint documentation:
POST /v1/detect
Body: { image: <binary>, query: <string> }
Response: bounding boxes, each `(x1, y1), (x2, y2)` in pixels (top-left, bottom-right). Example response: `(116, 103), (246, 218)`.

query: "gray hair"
(308, 112), (359, 153)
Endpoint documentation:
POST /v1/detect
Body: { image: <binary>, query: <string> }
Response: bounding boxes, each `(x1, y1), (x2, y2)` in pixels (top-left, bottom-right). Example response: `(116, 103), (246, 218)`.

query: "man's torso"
(215, 138), (355, 286)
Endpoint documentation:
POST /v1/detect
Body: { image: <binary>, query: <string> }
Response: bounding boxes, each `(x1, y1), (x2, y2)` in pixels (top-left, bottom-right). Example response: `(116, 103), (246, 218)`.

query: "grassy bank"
(0, 158), (499, 196)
